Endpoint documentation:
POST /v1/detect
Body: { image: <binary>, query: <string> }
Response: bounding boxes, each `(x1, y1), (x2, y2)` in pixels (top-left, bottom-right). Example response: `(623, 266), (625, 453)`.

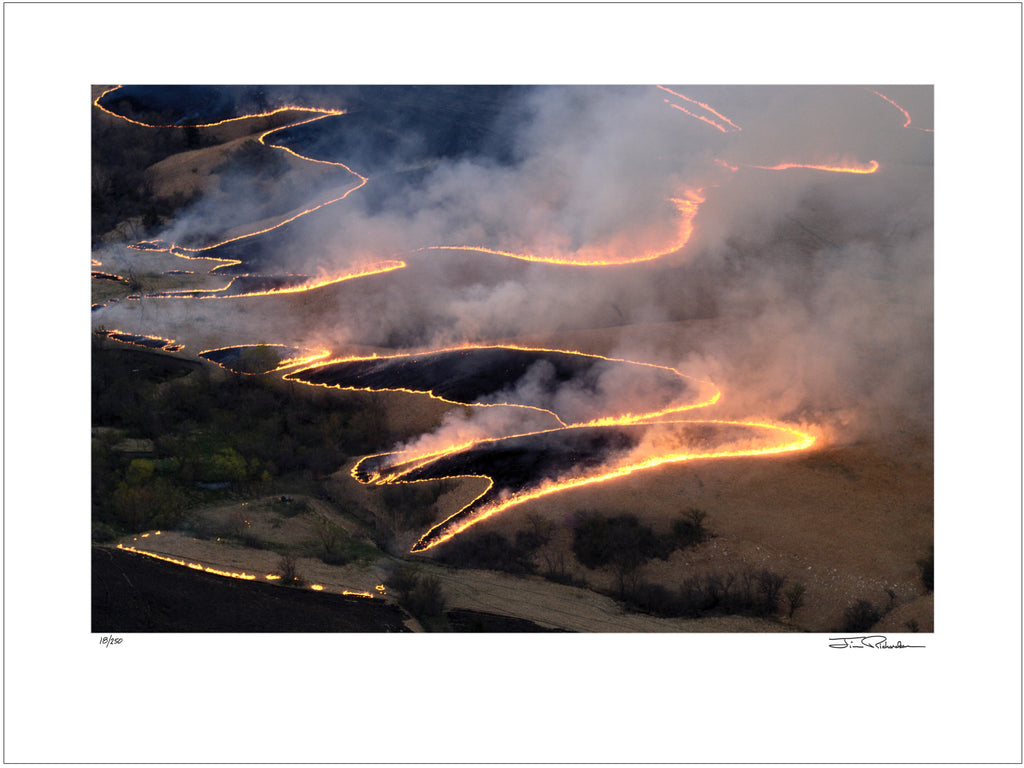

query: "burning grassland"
(284, 344), (711, 424)
(101, 329), (184, 352)
(91, 84), (932, 631)
(360, 418), (815, 552)
(198, 344), (331, 374)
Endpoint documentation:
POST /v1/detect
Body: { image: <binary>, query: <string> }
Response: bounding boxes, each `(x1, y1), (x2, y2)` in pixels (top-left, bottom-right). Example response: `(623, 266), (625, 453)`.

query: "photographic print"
(90, 83), (934, 635)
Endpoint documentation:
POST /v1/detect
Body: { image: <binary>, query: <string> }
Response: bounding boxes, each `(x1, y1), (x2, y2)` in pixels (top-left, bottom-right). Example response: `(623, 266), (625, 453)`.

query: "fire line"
(871, 89), (934, 133)
(94, 86), (829, 558)
(95, 85), (368, 261)
(744, 160), (879, 174)
(284, 342), (813, 552)
(657, 85), (743, 133)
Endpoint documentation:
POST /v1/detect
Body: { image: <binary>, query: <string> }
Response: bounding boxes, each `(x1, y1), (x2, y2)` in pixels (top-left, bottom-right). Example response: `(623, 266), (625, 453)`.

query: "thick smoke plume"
(96, 84), (932, 446)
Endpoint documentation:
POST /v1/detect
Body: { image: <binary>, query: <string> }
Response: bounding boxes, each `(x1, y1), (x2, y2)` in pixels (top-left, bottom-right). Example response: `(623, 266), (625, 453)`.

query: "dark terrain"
(93, 546), (410, 632)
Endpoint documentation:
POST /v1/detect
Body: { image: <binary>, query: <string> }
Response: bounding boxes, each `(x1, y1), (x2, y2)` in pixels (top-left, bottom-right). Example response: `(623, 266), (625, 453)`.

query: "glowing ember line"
(95, 86), (368, 258)
(115, 543), (370, 595)
(288, 342), (718, 437)
(872, 90), (934, 132)
(746, 160), (880, 174)
(657, 85), (742, 132)
(272, 350), (333, 372)
(363, 383), (724, 485)
(415, 190), (706, 266)
(150, 261), (406, 299)
(258, 115), (354, 167)
(103, 329), (183, 352)
(314, 343), (807, 553)
(664, 100), (730, 133)
(198, 344), (333, 374)
(96, 86), (826, 558)
(132, 179), (368, 258)
(354, 427), (568, 486)
(93, 86), (346, 130)
(92, 270), (127, 282)
(294, 378), (569, 431)
(116, 544), (257, 581)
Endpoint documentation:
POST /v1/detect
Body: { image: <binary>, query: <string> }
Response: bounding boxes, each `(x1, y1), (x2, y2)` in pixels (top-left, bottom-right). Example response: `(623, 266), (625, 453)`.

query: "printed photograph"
(90, 83), (934, 634)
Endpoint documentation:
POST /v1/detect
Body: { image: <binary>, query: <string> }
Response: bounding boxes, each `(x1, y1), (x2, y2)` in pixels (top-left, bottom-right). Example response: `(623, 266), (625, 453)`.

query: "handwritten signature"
(829, 635), (924, 649)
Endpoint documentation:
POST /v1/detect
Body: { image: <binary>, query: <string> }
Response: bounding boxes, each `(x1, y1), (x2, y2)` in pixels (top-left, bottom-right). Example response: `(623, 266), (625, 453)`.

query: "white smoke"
(95, 84), (933, 444)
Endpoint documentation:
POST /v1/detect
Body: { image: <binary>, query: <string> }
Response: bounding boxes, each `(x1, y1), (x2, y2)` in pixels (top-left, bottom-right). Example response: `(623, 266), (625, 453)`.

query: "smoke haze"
(94, 84), (933, 444)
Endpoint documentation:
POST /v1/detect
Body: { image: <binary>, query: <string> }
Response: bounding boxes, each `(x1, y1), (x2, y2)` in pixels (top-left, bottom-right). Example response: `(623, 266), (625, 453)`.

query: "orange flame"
(115, 543), (373, 596)
(95, 86), (368, 260)
(295, 342), (811, 552)
(657, 85), (743, 133)
(872, 90), (934, 133)
(116, 544), (256, 580)
(416, 189), (706, 266)
(95, 87), (832, 555)
(149, 261), (406, 300)
(288, 343), (720, 443)
(102, 329), (183, 352)
(408, 418), (815, 552)
(746, 160), (879, 174)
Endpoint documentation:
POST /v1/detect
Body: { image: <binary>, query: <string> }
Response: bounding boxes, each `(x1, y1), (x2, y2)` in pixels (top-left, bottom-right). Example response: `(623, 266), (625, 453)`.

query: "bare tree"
(277, 554), (302, 585)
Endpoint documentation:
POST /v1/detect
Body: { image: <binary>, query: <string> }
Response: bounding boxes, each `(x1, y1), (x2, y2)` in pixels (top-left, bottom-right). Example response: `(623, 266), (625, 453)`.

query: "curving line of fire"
(93, 86), (834, 557)
(405, 418), (816, 552)
(149, 260), (406, 300)
(94, 86), (709, 269)
(95, 85), (367, 263)
(871, 89), (934, 133)
(284, 344), (814, 552)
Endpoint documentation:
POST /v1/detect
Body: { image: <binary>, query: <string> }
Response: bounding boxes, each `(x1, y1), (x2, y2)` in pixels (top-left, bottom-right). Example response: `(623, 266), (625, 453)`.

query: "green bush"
(199, 447), (247, 484)
(125, 458), (155, 486)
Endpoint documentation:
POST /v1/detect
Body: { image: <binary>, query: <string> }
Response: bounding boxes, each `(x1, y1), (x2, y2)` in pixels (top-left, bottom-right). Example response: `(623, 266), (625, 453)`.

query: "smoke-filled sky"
(95, 83), (933, 442)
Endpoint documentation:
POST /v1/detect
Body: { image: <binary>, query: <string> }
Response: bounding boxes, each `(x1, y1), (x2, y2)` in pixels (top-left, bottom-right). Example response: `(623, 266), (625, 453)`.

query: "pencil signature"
(829, 635), (924, 649)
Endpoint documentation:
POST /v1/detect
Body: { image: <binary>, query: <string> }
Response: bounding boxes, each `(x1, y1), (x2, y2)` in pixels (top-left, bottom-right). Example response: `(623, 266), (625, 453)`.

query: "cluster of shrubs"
(428, 508), (711, 590)
(434, 529), (549, 575)
(387, 565), (448, 631)
(570, 509), (710, 595)
(622, 569), (792, 619)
